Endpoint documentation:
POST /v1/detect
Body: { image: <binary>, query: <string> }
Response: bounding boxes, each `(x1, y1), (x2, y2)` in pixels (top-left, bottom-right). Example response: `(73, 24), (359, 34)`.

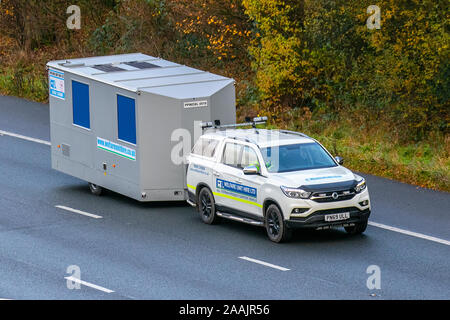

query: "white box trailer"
(47, 53), (236, 201)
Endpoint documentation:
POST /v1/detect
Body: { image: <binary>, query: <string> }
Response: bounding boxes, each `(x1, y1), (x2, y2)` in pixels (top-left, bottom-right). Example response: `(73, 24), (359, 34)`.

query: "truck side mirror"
(335, 156), (344, 165)
(243, 165), (259, 175)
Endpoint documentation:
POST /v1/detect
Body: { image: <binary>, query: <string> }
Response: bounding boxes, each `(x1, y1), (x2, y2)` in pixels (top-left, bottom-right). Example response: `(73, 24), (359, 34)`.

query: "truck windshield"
(261, 143), (337, 173)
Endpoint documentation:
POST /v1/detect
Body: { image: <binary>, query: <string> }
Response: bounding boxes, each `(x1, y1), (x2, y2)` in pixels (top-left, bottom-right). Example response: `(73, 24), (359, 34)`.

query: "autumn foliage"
(243, 0), (449, 139)
(0, 0), (448, 190)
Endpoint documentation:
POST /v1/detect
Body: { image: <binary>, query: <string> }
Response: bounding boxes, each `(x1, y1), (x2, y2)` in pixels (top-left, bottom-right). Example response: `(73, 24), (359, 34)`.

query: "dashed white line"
(0, 129), (51, 146)
(368, 221), (450, 246)
(239, 256), (290, 271)
(55, 205), (103, 219)
(64, 277), (114, 293)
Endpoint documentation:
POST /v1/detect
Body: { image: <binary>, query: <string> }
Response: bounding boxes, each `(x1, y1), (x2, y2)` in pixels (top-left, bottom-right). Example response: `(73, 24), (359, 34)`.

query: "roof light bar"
(201, 116), (268, 129)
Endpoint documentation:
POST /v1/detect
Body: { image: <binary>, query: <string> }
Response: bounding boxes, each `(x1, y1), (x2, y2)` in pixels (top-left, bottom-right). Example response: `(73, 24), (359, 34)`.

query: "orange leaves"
(173, 1), (251, 61)
(244, 0), (305, 107)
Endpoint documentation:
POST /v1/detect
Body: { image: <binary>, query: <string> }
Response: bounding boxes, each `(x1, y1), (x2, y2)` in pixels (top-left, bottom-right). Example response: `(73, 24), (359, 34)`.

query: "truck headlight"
(355, 179), (366, 193)
(280, 186), (311, 199)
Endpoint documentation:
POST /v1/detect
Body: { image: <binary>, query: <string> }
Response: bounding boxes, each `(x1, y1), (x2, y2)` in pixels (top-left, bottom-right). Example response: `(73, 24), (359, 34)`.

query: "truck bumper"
(286, 207), (371, 229)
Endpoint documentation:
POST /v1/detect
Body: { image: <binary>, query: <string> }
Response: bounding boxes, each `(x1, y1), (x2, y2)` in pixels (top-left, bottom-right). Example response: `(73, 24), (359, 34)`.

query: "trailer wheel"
(89, 183), (103, 196)
(197, 187), (220, 224)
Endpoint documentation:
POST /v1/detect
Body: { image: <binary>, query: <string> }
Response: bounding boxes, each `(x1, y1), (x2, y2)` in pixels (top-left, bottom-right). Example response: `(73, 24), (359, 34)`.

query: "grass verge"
(279, 110), (449, 192)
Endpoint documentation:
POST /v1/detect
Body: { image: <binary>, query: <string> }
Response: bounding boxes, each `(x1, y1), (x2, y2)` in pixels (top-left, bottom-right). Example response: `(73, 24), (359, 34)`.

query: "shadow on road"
(54, 182), (372, 246)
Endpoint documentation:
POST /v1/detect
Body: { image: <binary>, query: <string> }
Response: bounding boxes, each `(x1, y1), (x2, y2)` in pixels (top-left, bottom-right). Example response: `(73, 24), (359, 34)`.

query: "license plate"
(324, 212), (350, 222)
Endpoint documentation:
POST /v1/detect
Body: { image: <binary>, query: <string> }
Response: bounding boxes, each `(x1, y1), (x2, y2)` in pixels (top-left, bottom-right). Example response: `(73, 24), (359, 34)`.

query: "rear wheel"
(88, 183), (103, 196)
(197, 187), (219, 225)
(265, 204), (292, 243)
(345, 220), (368, 234)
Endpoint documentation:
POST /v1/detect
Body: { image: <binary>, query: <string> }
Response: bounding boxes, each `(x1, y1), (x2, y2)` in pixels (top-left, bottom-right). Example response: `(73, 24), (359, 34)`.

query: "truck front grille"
(310, 189), (355, 202)
(314, 207), (360, 215)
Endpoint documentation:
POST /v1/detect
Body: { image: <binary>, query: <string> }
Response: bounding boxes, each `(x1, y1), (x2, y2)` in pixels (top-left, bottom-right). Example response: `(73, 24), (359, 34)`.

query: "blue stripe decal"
(216, 178), (257, 198)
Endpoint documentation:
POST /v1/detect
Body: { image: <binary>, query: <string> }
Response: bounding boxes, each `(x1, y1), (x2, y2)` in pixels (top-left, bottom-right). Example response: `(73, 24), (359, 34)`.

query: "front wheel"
(345, 220), (368, 235)
(88, 183), (103, 196)
(265, 204), (292, 243)
(197, 187), (220, 225)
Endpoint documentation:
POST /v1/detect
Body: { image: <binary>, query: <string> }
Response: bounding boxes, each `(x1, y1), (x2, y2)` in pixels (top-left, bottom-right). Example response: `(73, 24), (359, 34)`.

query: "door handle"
(213, 171), (220, 177)
(235, 179), (242, 184)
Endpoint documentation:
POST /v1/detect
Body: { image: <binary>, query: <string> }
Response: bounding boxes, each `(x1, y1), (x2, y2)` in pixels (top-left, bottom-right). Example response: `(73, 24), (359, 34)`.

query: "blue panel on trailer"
(72, 80), (90, 129)
(117, 95), (136, 144)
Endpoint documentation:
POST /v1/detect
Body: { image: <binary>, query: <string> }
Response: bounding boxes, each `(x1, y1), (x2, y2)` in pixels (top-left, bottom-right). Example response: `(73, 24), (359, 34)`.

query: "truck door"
(212, 142), (243, 211)
(235, 145), (265, 217)
(213, 142), (263, 217)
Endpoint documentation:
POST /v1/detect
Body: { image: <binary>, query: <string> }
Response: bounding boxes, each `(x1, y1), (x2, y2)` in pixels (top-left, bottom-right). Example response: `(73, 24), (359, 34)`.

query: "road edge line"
(368, 221), (450, 246)
(64, 276), (114, 293)
(239, 256), (290, 271)
(0, 129), (51, 146)
(55, 205), (103, 219)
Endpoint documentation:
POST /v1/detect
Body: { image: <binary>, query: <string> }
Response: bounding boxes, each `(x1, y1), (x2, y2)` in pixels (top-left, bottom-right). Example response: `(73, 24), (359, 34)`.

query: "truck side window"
(192, 139), (205, 155)
(192, 138), (219, 158)
(222, 143), (242, 168)
(203, 139), (218, 157)
(241, 146), (260, 171)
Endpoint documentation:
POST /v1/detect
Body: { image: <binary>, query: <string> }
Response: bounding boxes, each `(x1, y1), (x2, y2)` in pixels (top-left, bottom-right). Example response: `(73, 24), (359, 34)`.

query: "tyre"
(197, 187), (219, 224)
(265, 204), (292, 243)
(345, 220), (368, 235)
(88, 182), (103, 196)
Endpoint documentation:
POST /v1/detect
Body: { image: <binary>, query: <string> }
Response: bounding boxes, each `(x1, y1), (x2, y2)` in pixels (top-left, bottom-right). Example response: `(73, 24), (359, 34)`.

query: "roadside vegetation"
(0, 0), (448, 191)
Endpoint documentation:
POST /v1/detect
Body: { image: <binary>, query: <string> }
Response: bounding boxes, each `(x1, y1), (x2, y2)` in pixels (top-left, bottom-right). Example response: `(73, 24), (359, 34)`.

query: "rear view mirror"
(243, 165), (259, 175)
(335, 156), (344, 165)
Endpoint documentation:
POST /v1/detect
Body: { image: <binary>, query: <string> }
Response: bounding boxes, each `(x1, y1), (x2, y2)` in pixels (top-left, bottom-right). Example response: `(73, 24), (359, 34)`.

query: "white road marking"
(0, 129), (51, 146)
(369, 221), (450, 246)
(64, 277), (114, 293)
(239, 256), (290, 271)
(55, 205), (103, 219)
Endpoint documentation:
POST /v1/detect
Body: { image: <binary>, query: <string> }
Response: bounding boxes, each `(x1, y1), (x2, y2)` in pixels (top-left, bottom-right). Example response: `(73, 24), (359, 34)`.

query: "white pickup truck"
(186, 128), (371, 242)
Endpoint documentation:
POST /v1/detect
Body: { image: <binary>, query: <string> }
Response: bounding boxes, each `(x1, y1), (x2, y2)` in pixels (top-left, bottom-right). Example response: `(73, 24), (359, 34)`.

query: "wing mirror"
(243, 165), (259, 175)
(335, 156), (344, 165)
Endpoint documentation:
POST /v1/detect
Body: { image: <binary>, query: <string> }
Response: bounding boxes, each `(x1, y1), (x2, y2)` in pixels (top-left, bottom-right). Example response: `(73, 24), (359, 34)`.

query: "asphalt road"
(0, 95), (449, 299)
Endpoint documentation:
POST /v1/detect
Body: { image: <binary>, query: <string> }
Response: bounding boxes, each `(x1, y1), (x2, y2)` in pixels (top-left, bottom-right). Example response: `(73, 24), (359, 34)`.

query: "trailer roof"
(47, 53), (234, 99)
